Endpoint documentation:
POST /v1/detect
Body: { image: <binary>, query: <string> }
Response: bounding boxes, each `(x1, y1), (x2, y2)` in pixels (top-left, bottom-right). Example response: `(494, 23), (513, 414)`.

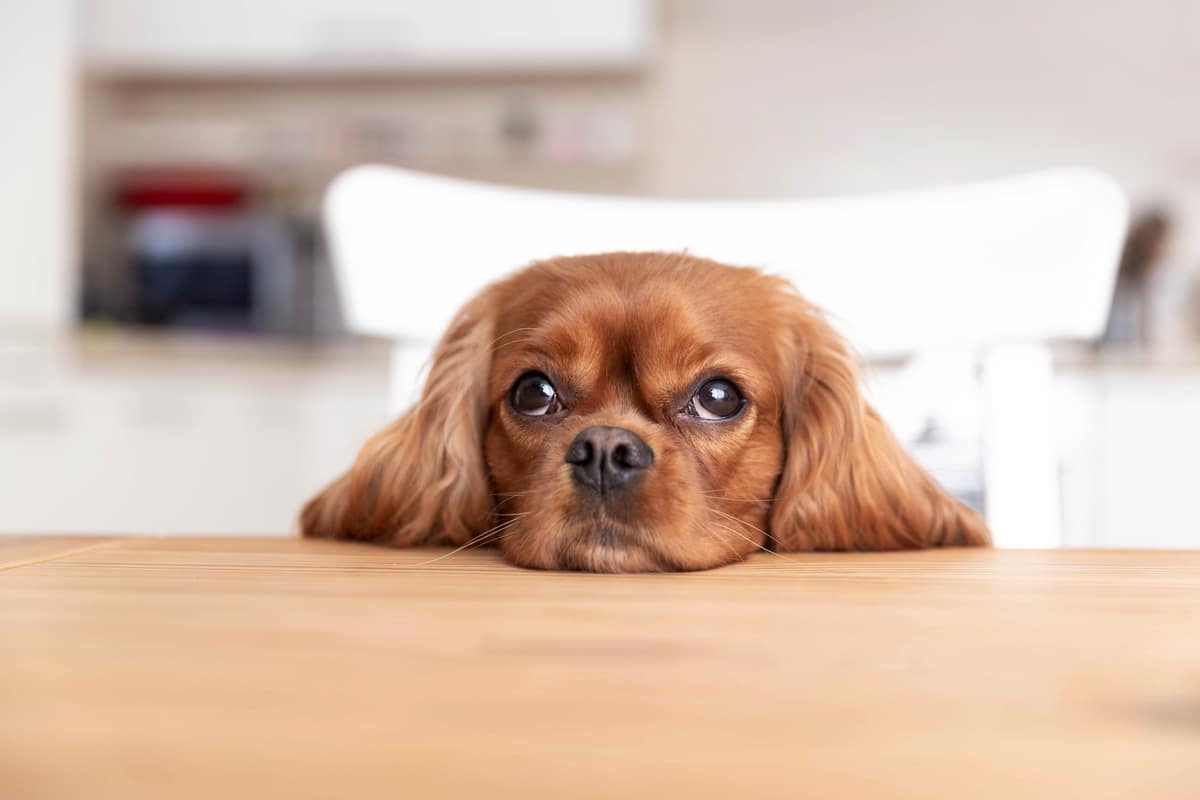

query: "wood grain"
(2, 537), (1198, 799)
(0, 535), (124, 570)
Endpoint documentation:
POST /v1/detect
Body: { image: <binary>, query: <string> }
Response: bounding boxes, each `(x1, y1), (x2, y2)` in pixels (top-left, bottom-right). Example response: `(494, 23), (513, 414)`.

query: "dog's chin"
(498, 515), (669, 573)
(505, 519), (745, 574)
(558, 536), (661, 574)
(553, 520), (664, 573)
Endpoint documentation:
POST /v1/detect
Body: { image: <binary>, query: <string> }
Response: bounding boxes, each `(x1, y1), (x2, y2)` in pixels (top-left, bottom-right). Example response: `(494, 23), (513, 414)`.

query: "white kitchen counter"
(0, 330), (390, 536)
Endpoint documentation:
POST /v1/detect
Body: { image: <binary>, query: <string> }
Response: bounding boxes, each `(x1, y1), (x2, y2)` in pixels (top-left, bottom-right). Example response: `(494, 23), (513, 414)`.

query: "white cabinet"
(1058, 361), (1200, 549)
(82, 0), (652, 74)
(0, 1), (75, 331)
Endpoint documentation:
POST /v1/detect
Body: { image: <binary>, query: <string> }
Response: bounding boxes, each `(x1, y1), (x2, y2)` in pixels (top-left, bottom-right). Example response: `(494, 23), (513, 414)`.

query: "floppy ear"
(300, 288), (497, 547)
(768, 294), (990, 551)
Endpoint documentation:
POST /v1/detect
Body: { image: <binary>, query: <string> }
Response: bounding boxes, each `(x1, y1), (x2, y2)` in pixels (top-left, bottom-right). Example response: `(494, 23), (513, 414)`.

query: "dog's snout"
(565, 426), (654, 495)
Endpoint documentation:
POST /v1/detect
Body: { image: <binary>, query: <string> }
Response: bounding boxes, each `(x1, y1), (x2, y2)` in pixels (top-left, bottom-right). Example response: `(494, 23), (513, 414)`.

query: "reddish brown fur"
(301, 252), (989, 571)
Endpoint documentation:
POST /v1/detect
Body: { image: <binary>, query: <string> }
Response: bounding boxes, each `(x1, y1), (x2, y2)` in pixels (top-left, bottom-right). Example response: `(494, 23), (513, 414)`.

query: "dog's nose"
(565, 426), (654, 495)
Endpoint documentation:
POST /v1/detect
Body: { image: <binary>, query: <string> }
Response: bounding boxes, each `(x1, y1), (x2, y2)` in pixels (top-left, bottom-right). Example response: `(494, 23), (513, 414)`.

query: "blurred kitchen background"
(3, 0), (1200, 546)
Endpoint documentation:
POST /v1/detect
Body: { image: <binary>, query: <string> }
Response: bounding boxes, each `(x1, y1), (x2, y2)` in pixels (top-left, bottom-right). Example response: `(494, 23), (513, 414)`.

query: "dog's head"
(302, 252), (988, 571)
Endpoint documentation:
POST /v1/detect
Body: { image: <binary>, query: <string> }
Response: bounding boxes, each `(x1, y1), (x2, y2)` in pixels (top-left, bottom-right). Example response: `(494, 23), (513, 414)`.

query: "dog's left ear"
(768, 292), (990, 551)
(299, 285), (498, 547)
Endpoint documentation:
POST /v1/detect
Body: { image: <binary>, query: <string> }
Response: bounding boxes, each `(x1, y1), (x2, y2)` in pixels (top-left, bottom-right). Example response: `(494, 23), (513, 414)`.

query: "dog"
(301, 252), (989, 572)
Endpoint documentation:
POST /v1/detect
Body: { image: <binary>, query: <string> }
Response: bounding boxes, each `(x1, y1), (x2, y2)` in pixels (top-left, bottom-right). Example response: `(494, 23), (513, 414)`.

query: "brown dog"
(301, 252), (989, 571)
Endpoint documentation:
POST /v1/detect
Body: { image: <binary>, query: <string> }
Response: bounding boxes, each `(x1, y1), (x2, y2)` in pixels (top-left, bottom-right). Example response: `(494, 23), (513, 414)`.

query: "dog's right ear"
(300, 287), (498, 547)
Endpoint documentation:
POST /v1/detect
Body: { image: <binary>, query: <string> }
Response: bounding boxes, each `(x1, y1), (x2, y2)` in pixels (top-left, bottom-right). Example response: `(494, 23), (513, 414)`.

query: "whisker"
(405, 515), (528, 568)
(710, 507), (772, 540)
(409, 526), (515, 567)
(491, 330), (539, 352)
(493, 491), (538, 511)
(489, 327), (538, 348)
(710, 520), (785, 559)
(701, 526), (744, 561)
(700, 491), (774, 504)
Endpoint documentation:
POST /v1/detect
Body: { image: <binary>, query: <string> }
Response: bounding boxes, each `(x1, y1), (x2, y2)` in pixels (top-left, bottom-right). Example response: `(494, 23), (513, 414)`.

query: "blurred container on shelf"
(82, 169), (340, 338)
(1101, 209), (1171, 350)
(76, 1), (652, 340)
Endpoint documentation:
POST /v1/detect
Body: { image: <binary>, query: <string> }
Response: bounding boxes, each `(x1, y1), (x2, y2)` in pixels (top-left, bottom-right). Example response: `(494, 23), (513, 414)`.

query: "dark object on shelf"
(132, 212), (255, 328)
(85, 169), (342, 338)
(1102, 208), (1171, 348)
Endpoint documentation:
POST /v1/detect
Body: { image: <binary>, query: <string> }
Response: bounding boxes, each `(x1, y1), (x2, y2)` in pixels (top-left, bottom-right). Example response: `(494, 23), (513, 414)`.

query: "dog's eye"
(510, 372), (562, 416)
(686, 378), (744, 420)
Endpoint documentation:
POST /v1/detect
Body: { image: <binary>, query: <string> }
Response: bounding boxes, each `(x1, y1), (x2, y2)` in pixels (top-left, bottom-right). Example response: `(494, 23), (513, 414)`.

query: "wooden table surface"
(3, 536), (1198, 799)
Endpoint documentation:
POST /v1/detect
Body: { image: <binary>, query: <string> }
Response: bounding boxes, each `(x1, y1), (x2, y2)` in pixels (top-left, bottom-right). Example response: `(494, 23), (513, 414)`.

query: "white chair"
(322, 165), (1128, 549)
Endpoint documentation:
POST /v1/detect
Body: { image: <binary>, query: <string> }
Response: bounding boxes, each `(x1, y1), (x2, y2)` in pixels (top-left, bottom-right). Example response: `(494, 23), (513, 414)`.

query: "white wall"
(0, 1), (76, 332)
(651, 0), (1200, 196)
(647, 0), (1200, 315)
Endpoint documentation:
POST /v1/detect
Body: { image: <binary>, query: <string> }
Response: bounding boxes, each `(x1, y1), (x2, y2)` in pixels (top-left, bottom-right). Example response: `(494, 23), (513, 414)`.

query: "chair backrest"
(324, 165), (1128, 359)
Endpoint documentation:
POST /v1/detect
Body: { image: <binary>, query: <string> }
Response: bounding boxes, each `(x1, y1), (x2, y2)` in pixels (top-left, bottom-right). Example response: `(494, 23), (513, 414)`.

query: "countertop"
(3, 536), (1198, 798)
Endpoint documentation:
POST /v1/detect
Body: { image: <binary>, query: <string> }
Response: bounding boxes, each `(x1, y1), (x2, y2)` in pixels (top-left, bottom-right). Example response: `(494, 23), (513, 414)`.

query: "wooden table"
(3, 537), (1198, 799)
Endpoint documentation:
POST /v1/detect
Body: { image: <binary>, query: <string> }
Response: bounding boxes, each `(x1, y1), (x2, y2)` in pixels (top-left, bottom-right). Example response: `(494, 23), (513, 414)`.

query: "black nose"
(565, 426), (654, 495)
